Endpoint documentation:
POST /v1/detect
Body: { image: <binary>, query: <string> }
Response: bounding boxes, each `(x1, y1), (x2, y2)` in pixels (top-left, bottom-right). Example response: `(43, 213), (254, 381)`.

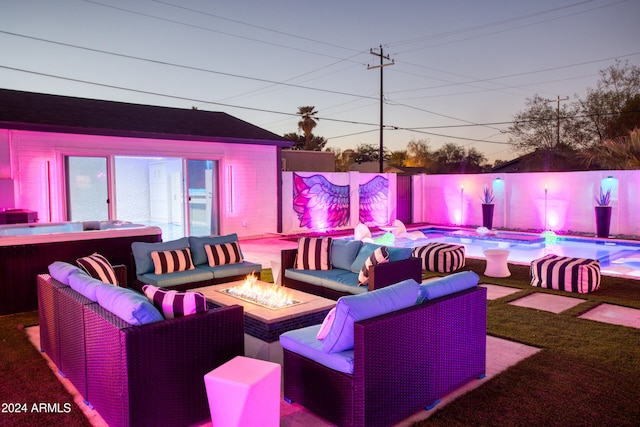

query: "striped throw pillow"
(205, 242), (243, 266)
(142, 284), (208, 319)
(77, 253), (119, 285)
(358, 246), (389, 286)
(295, 237), (333, 270)
(150, 248), (195, 274)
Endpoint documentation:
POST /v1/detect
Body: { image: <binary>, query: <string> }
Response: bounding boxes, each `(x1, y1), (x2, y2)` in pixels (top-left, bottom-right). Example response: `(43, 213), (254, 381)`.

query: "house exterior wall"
(0, 129), (279, 237)
(412, 170), (640, 238)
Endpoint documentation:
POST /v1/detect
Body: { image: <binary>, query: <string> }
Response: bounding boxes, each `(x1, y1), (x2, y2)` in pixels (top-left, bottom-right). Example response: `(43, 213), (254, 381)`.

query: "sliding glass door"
(187, 159), (219, 236)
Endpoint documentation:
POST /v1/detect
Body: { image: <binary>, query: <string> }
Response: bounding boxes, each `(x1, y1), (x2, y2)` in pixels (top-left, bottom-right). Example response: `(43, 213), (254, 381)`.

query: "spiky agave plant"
(480, 185), (494, 204)
(595, 186), (611, 206)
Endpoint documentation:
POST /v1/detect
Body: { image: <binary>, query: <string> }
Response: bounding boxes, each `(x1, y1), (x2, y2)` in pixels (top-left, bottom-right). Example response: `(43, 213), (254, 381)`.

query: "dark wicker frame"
(282, 286), (487, 427)
(280, 248), (423, 300)
(37, 270), (245, 427)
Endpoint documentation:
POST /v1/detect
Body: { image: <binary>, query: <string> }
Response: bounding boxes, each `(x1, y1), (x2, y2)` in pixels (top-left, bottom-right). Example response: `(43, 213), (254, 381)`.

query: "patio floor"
(26, 234), (640, 426)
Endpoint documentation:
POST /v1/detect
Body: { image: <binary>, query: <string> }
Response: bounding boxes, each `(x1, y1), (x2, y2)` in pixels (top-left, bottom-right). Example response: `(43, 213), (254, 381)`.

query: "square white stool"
(204, 356), (281, 427)
(483, 249), (511, 278)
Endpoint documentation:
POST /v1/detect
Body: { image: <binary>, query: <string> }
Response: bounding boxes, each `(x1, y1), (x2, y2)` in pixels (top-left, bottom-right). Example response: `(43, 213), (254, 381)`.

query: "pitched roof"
(0, 88), (292, 147)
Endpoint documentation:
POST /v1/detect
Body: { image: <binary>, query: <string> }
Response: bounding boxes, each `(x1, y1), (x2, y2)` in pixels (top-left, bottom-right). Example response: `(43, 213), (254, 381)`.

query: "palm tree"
(581, 128), (640, 169)
(297, 106), (318, 150)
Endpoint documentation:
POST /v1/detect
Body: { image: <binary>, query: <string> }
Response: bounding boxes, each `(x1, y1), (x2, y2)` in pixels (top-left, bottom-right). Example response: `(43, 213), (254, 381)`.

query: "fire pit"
(218, 274), (302, 310)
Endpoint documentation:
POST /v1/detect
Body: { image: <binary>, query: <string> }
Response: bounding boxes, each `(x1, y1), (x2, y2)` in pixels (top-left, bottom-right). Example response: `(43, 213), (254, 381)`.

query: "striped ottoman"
(412, 243), (465, 273)
(530, 254), (601, 294)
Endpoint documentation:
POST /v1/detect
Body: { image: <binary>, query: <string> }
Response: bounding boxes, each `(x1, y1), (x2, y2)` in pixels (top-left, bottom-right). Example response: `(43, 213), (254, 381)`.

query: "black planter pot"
(595, 206), (612, 238)
(482, 204), (495, 229)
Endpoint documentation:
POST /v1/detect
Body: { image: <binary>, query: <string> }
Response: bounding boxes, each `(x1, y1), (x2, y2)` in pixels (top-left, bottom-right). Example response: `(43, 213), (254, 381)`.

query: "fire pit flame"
(222, 274), (300, 309)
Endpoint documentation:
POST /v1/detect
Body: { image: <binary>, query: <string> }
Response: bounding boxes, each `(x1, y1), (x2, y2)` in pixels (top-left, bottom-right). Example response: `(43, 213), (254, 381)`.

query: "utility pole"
(546, 95), (569, 146)
(368, 45), (394, 173)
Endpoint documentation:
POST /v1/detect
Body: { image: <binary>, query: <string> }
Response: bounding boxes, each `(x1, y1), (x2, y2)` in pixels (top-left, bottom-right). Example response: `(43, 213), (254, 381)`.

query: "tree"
(327, 147), (356, 172)
(580, 60), (640, 145)
(581, 128), (640, 169)
(387, 150), (407, 167)
(431, 143), (487, 173)
(297, 106), (319, 150)
(507, 95), (579, 154)
(354, 143), (390, 162)
(405, 139), (432, 168)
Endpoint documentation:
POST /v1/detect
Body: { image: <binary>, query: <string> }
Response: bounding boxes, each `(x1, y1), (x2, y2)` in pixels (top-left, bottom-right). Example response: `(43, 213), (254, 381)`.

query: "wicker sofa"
(37, 263), (245, 427)
(280, 274), (486, 427)
(281, 240), (422, 300)
(130, 234), (262, 293)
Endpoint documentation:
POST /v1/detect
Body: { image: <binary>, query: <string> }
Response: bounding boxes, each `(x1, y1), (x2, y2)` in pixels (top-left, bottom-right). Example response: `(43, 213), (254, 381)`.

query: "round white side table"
(483, 249), (511, 278)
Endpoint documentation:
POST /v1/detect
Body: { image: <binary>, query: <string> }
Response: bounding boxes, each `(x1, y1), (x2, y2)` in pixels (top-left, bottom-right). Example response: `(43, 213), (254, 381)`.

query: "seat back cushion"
(418, 271), (479, 302)
(295, 237), (333, 270)
(132, 237), (190, 276)
(77, 253), (119, 285)
(68, 269), (109, 302)
(321, 278), (420, 353)
(330, 239), (362, 270)
(95, 284), (164, 325)
(189, 234), (241, 266)
(48, 261), (82, 286)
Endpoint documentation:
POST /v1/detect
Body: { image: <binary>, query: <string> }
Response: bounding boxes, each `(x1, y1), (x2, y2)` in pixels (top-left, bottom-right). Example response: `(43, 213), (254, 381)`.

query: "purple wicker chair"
(282, 286), (487, 427)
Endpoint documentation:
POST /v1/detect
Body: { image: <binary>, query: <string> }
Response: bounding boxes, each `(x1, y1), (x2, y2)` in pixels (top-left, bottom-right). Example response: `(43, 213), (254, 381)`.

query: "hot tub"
(0, 221), (163, 314)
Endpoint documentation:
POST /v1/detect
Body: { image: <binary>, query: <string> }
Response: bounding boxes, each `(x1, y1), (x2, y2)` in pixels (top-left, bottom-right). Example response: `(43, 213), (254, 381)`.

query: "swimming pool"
(391, 227), (640, 280)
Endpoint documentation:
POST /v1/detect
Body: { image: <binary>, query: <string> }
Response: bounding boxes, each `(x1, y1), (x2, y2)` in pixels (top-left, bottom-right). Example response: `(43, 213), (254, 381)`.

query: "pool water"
(389, 227), (640, 280)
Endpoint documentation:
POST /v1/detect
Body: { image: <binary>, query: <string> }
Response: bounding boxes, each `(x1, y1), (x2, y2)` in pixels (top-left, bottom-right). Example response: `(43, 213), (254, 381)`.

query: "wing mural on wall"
(293, 173), (350, 229)
(359, 175), (388, 225)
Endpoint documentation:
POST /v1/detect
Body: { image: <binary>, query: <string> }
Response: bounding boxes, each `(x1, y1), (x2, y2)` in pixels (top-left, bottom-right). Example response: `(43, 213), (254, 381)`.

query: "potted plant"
(480, 185), (495, 229)
(595, 186), (612, 238)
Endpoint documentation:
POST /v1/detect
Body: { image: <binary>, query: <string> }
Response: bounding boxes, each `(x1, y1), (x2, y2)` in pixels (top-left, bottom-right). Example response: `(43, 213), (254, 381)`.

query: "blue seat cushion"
(189, 234), (241, 266)
(280, 325), (355, 374)
(418, 271), (479, 302)
(137, 269), (214, 288)
(132, 237), (190, 276)
(320, 271), (366, 295)
(331, 240), (362, 270)
(195, 261), (261, 278)
(322, 279), (420, 353)
(284, 268), (327, 287)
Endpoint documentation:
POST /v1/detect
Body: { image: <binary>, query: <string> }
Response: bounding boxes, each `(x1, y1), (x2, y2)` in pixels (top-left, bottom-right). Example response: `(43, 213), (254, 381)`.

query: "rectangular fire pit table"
(194, 280), (335, 364)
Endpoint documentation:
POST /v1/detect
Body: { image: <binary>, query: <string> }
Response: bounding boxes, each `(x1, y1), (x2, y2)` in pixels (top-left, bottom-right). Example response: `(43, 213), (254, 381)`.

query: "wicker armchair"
(282, 286), (487, 427)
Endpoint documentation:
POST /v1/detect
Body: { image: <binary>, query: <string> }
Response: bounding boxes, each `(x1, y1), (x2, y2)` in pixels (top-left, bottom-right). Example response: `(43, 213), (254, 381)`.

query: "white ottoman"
(204, 356), (281, 427)
(483, 249), (511, 278)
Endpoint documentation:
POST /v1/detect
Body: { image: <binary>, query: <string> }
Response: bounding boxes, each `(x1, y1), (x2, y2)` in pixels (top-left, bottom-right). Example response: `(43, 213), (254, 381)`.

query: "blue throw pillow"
(331, 239), (362, 270)
(189, 234), (240, 266)
(95, 285), (164, 325)
(132, 237), (190, 276)
(349, 242), (382, 273)
(418, 271), (479, 303)
(322, 279), (420, 353)
(388, 246), (413, 262)
(48, 261), (82, 286)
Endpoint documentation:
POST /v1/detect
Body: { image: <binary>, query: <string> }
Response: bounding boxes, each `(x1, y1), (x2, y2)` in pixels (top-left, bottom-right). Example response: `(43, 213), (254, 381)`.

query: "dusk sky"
(2, 0), (639, 162)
